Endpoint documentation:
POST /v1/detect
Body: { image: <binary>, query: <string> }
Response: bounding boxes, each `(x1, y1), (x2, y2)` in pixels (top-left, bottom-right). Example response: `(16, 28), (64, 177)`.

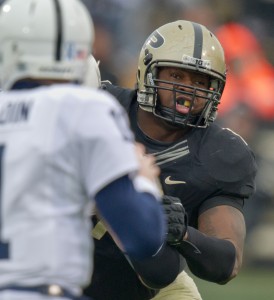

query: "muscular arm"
(168, 199), (246, 284)
(198, 205), (246, 281)
(129, 197), (245, 287)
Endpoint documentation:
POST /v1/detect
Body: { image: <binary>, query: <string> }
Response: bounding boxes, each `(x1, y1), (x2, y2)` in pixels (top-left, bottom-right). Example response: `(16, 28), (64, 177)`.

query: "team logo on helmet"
(143, 31), (164, 49)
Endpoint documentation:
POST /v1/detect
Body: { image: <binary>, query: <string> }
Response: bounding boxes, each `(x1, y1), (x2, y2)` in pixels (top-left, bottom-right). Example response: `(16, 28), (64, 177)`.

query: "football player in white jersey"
(0, 0), (167, 299)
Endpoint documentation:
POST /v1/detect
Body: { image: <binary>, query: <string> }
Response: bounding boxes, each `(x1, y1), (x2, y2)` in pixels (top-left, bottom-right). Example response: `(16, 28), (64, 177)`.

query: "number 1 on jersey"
(0, 145), (9, 259)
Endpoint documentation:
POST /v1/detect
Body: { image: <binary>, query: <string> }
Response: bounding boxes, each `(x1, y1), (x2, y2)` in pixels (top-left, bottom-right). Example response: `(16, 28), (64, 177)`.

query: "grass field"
(192, 267), (274, 300)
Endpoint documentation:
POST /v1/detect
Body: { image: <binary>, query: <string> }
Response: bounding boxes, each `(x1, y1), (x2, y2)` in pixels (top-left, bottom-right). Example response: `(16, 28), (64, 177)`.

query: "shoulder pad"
(200, 126), (257, 183)
(101, 82), (137, 112)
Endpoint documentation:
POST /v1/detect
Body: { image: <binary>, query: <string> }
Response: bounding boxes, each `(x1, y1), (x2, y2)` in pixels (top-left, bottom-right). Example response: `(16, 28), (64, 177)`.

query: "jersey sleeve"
(75, 90), (139, 197)
(198, 195), (245, 216)
(200, 126), (257, 200)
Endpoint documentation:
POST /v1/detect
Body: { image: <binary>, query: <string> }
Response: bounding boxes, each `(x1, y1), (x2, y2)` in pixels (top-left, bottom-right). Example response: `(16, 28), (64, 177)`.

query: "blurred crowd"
(80, 0), (274, 267)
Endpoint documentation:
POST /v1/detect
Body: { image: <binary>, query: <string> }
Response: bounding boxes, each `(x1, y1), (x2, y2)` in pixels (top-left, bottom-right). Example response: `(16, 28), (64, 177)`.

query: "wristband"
(132, 175), (161, 201)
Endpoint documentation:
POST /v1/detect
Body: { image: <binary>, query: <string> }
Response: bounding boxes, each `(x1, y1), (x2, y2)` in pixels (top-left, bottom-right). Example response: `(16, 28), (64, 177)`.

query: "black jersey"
(84, 83), (257, 300)
(106, 82), (257, 227)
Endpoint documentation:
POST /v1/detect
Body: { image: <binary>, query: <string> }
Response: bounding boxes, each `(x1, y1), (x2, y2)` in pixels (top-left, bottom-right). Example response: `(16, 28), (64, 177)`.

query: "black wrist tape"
(177, 227), (236, 283)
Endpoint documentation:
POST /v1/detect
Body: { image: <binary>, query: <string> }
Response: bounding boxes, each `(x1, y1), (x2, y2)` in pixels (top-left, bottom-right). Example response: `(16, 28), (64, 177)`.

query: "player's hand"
(162, 195), (188, 245)
(135, 143), (160, 182)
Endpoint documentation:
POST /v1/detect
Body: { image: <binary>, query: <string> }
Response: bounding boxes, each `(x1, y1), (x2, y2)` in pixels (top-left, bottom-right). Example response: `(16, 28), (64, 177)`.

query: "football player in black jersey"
(84, 20), (257, 300)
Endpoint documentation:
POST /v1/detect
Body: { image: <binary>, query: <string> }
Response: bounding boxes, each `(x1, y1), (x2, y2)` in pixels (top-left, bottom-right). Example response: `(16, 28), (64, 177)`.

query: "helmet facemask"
(140, 62), (223, 128)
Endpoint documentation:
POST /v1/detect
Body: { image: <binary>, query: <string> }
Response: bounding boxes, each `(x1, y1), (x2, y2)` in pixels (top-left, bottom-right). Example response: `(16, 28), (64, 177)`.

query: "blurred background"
(1, 0), (272, 297)
(79, 0), (274, 297)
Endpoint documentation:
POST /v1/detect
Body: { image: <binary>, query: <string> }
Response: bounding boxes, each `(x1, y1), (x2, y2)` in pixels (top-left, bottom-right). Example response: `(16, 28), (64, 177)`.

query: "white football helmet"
(0, 0), (94, 90)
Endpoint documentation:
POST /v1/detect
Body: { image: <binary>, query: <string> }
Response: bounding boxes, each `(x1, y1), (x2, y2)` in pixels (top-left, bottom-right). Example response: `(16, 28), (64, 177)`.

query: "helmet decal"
(143, 31), (164, 49)
(147, 73), (155, 86)
(182, 55), (211, 70)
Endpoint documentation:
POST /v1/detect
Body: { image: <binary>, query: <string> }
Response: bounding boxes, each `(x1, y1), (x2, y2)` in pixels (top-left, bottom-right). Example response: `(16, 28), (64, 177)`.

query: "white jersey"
(0, 84), (139, 293)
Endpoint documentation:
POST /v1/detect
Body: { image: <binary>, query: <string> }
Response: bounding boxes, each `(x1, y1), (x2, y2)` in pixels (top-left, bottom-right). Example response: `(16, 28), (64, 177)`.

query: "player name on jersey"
(0, 100), (33, 124)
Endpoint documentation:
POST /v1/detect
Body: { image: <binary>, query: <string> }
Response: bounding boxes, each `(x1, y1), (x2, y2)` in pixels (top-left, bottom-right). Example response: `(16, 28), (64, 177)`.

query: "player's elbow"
(221, 252), (243, 284)
(217, 248), (243, 285)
